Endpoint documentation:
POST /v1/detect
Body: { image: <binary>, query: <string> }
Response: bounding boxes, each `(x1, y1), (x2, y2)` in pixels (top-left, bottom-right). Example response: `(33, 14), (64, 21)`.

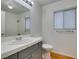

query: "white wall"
(5, 12), (18, 36)
(17, 11), (30, 35)
(42, 0), (77, 58)
(30, 1), (42, 36)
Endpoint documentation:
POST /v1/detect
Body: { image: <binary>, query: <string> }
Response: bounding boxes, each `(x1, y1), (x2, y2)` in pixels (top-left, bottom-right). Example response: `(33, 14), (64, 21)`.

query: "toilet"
(42, 44), (53, 59)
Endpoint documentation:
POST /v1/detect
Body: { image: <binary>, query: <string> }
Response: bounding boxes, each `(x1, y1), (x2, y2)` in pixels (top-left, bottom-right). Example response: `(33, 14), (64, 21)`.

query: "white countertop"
(1, 36), (42, 59)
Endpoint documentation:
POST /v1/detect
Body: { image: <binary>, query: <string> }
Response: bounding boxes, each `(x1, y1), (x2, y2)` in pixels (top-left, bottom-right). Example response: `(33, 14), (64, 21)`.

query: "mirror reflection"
(1, 0), (31, 37)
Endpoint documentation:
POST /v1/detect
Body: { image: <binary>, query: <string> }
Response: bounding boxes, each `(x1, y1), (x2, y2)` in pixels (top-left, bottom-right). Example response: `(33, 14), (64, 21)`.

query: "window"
(54, 8), (76, 31)
(64, 9), (76, 29)
(25, 17), (31, 32)
(54, 11), (63, 29)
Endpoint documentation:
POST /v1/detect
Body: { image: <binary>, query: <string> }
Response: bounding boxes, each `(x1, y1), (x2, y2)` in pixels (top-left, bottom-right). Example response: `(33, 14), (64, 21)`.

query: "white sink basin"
(9, 39), (32, 45)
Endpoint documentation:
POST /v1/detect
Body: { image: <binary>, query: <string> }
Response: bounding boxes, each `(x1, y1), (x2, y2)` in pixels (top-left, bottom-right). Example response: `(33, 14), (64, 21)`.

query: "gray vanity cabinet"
(18, 42), (42, 59)
(23, 55), (32, 59)
(4, 54), (17, 59)
(32, 48), (42, 59)
(4, 42), (42, 59)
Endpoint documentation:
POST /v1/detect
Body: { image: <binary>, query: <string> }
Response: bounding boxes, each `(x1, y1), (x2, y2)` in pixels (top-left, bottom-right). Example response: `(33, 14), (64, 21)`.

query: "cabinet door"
(32, 48), (42, 59)
(18, 43), (39, 59)
(23, 55), (32, 59)
(4, 54), (17, 59)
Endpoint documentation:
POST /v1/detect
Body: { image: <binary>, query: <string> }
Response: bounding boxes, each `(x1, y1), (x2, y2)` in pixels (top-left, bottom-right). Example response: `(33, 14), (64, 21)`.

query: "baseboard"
(50, 52), (75, 59)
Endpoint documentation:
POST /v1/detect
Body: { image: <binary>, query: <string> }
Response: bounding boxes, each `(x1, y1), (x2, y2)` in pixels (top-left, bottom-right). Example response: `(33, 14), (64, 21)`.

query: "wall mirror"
(1, 0), (31, 37)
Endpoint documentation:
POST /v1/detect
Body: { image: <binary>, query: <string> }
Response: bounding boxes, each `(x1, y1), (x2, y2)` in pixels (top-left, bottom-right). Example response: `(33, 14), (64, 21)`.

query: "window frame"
(25, 17), (31, 32)
(53, 7), (76, 30)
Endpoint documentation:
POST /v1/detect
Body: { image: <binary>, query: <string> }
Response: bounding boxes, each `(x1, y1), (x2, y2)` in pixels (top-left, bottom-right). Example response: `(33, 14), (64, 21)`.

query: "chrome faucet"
(16, 37), (22, 40)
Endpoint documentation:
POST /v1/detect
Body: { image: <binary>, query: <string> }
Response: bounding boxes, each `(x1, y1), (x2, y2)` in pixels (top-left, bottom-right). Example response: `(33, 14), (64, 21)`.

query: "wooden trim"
(50, 52), (75, 59)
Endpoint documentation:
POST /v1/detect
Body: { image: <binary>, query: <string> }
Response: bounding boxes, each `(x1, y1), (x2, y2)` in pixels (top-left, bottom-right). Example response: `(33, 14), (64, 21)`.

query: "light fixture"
(31, 1), (34, 5)
(7, 0), (14, 9)
(8, 4), (13, 9)
(28, 0), (31, 2)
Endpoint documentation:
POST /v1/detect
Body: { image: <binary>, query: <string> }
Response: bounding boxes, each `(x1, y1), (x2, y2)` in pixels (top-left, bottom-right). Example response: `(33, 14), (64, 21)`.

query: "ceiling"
(1, 0), (29, 14)
(33, 0), (61, 6)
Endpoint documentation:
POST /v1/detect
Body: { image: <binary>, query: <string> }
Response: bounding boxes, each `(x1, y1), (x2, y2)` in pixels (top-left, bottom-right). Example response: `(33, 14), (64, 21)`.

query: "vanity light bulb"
(28, 0), (31, 2)
(8, 5), (13, 9)
(31, 1), (34, 5)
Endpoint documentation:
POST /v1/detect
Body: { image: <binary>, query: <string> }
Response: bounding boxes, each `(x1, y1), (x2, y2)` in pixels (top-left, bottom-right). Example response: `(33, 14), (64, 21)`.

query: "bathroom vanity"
(4, 42), (42, 59)
(1, 36), (42, 59)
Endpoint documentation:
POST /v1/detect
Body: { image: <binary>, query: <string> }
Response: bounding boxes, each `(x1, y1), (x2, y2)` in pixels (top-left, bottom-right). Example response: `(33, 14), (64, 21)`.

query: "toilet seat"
(42, 44), (53, 51)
